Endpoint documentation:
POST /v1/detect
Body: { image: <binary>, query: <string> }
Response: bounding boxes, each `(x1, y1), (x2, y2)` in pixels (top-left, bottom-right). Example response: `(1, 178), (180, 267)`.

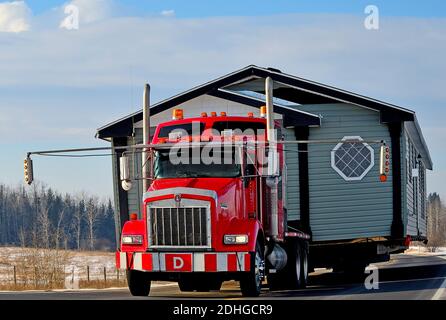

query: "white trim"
(119, 252), (127, 270)
(193, 253), (205, 272)
(159, 253), (166, 271)
(237, 252), (246, 271)
(217, 253), (228, 272)
(331, 136), (375, 181)
(152, 253), (160, 271)
(133, 253), (143, 271)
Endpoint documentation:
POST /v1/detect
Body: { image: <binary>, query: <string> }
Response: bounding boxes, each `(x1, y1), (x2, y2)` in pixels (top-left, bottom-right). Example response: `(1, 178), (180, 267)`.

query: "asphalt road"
(1, 253), (446, 300)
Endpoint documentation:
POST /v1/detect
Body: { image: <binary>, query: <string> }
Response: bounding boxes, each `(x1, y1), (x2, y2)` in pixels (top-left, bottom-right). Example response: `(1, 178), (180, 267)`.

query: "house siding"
(292, 104), (393, 241)
(284, 128), (300, 220)
(404, 126), (428, 237)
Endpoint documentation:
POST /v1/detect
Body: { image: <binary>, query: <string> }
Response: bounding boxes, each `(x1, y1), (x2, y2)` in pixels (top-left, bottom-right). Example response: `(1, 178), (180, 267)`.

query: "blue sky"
(22, 0), (446, 18)
(0, 0), (445, 200)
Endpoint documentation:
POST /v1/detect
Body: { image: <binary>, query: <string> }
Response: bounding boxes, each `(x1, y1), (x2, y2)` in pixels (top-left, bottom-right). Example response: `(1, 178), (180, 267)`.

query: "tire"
(268, 241), (307, 291)
(300, 242), (309, 288)
(287, 240), (303, 289)
(240, 240), (265, 297)
(127, 270), (151, 296)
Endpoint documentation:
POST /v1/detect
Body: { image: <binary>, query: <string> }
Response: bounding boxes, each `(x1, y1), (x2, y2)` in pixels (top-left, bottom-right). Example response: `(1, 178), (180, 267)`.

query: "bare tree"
(37, 195), (51, 249)
(54, 208), (65, 250)
(84, 196), (102, 251)
(72, 193), (86, 250)
(427, 193), (446, 251)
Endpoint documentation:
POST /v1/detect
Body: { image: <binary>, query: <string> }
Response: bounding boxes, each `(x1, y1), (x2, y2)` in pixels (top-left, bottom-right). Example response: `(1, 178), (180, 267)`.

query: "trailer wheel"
(287, 240), (303, 289)
(300, 242), (309, 288)
(240, 240), (265, 297)
(126, 270), (151, 296)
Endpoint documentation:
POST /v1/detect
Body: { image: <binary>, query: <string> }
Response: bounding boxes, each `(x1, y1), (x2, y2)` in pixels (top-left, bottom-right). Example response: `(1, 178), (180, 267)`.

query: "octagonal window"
(331, 136), (375, 181)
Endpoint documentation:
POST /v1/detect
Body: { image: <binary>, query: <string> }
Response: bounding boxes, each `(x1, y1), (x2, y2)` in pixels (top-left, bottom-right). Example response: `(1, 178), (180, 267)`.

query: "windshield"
(153, 147), (241, 178)
(158, 123), (205, 138)
(211, 121), (265, 135)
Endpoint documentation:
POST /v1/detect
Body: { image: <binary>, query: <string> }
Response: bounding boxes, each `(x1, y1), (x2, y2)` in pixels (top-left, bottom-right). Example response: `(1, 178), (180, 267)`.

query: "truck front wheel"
(127, 270), (151, 296)
(240, 240), (265, 297)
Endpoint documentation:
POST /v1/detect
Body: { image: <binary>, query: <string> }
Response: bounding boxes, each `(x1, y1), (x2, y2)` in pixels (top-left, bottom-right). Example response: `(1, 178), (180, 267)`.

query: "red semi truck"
(116, 107), (311, 297)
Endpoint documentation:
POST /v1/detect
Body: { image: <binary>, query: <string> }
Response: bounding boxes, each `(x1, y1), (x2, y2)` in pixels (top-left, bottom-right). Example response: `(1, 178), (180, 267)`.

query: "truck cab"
(116, 108), (310, 296)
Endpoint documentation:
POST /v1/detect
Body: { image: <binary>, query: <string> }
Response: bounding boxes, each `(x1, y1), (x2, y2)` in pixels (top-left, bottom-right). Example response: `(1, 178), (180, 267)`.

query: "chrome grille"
(148, 207), (209, 247)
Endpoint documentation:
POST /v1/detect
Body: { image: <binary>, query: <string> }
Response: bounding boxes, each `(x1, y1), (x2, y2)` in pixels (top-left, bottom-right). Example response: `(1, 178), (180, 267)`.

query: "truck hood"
(148, 177), (238, 198)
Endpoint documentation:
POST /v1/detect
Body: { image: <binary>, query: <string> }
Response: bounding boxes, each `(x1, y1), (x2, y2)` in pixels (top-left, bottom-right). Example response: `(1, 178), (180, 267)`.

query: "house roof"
(96, 65), (432, 169)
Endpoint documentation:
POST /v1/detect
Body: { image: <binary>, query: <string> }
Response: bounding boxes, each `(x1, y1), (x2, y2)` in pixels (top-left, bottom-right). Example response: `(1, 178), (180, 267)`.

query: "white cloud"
(161, 10), (175, 18)
(0, 1), (31, 32)
(60, 0), (113, 27)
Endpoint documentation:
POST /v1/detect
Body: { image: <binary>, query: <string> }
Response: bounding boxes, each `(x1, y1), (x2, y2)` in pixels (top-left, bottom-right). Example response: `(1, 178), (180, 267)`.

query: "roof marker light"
(201, 112), (208, 117)
(247, 112), (254, 118)
(172, 108), (184, 120)
(260, 106), (266, 118)
(211, 111), (217, 117)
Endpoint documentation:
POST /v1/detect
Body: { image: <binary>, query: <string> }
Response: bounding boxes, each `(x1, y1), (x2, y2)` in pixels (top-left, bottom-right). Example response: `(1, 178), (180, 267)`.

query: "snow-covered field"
(406, 246), (446, 255)
(0, 247), (122, 289)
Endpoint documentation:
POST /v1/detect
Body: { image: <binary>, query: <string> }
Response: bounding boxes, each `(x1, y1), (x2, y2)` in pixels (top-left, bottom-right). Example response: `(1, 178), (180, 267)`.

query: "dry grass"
(0, 247), (127, 291)
(78, 279), (127, 289)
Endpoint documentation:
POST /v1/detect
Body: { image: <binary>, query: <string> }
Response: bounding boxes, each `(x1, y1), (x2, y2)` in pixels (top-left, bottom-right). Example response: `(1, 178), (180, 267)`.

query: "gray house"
(96, 65), (432, 245)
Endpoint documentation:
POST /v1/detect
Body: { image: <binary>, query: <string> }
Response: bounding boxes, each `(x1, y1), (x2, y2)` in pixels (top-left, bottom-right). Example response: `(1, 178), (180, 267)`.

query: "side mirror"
(120, 155), (132, 191)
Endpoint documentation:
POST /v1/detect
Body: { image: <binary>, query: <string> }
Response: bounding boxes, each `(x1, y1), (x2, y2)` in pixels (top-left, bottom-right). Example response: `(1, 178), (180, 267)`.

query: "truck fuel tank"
(266, 244), (288, 271)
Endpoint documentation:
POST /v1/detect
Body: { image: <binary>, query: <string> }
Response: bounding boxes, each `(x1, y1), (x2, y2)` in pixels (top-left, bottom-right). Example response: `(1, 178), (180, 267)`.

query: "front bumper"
(116, 251), (251, 272)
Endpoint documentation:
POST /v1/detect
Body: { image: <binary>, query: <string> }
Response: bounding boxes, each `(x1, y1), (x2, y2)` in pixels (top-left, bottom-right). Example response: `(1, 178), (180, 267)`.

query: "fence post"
(34, 267), (37, 289)
(103, 267), (107, 285)
(117, 269), (119, 281)
(87, 266), (90, 283)
(13, 266), (17, 287)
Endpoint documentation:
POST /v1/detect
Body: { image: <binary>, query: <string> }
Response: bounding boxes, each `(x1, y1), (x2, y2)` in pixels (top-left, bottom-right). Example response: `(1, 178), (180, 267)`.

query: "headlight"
(224, 234), (248, 245)
(121, 235), (143, 245)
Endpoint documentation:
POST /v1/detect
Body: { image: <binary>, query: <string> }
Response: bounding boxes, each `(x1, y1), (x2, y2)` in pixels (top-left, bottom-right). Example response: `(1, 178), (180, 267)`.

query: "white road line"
(432, 277), (446, 300)
(432, 256), (446, 300)
(379, 276), (446, 285)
